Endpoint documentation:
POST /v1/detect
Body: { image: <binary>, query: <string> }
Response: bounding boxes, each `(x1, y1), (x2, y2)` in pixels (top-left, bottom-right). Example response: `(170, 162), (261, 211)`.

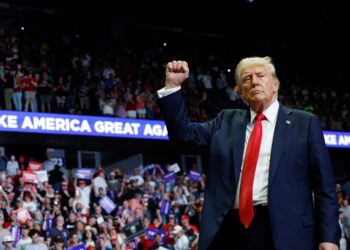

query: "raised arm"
(158, 61), (223, 146)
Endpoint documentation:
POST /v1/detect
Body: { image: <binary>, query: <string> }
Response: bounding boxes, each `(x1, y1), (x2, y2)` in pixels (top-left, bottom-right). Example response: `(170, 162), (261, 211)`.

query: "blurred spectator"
(42, 155), (55, 173)
(54, 76), (67, 113)
(37, 72), (53, 113)
(24, 229), (47, 250)
(148, 233), (167, 250)
(15, 224), (32, 250)
(0, 152), (8, 177)
(3, 66), (14, 110)
(172, 225), (190, 250)
(23, 72), (38, 112)
(47, 216), (69, 247)
(0, 213), (11, 247)
(48, 166), (65, 192)
(180, 215), (198, 250)
(2, 235), (16, 250)
(339, 211), (347, 250)
(83, 225), (96, 249)
(50, 235), (64, 250)
(6, 156), (18, 178)
(64, 212), (76, 234)
(92, 167), (107, 198)
(67, 232), (80, 248)
(101, 97), (115, 117)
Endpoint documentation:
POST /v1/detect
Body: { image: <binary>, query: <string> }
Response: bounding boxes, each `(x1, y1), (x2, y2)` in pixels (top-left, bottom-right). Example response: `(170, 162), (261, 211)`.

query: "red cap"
(181, 215), (189, 221)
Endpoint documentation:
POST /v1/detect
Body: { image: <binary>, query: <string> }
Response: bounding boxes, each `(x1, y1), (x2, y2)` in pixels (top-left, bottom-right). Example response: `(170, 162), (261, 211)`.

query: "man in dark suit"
(157, 57), (340, 250)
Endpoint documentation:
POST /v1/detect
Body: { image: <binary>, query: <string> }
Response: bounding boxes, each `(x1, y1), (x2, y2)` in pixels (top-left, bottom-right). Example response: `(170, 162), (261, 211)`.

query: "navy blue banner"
(146, 229), (166, 243)
(160, 199), (171, 215)
(0, 111), (168, 140)
(323, 131), (350, 148)
(189, 170), (201, 182)
(1, 111), (349, 147)
(163, 172), (176, 183)
(67, 244), (85, 250)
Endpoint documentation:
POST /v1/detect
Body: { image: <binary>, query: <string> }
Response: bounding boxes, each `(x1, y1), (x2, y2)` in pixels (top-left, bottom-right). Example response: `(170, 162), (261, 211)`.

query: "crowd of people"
(0, 150), (205, 250)
(0, 149), (349, 250)
(0, 26), (349, 131)
(0, 18), (349, 250)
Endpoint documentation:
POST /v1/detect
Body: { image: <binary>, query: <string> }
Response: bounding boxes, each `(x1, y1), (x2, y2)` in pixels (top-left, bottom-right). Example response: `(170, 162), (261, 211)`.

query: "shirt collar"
(250, 99), (279, 124)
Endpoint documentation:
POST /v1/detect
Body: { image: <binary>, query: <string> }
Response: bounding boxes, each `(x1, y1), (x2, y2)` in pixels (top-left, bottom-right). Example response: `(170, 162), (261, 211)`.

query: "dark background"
(0, 0), (349, 179)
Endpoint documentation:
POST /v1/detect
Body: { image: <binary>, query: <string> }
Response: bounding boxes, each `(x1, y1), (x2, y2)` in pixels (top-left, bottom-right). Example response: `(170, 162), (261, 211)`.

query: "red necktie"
(239, 113), (265, 228)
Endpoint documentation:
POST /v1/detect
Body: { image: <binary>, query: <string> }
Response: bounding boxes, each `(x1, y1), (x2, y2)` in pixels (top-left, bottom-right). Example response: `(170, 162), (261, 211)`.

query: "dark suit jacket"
(158, 90), (340, 250)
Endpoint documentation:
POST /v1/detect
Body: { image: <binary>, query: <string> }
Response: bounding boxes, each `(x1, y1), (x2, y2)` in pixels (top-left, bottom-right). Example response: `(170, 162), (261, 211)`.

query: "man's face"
(21, 228), (29, 237)
(95, 206), (101, 214)
(169, 218), (175, 225)
(155, 234), (162, 244)
(69, 213), (76, 221)
(239, 65), (279, 112)
(31, 233), (40, 244)
(182, 220), (189, 228)
(4, 242), (13, 249)
(54, 242), (64, 250)
(56, 217), (64, 227)
(89, 217), (96, 225)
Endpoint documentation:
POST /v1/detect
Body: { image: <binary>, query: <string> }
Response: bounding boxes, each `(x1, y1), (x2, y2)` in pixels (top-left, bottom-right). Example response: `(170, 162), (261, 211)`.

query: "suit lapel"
(269, 104), (294, 184)
(232, 110), (249, 186)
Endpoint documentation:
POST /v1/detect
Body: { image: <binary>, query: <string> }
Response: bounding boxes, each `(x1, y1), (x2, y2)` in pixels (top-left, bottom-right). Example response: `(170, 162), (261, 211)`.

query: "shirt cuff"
(157, 86), (181, 98)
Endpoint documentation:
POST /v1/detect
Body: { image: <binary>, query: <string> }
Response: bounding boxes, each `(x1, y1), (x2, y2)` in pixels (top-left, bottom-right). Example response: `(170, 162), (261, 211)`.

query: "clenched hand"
(165, 60), (189, 89)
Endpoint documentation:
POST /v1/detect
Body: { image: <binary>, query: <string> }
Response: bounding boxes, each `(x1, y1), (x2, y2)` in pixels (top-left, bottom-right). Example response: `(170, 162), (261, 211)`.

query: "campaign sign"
(146, 228), (166, 243)
(15, 207), (32, 224)
(28, 161), (43, 171)
(99, 195), (117, 214)
(163, 172), (176, 183)
(36, 170), (48, 182)
(160, 199), (171, 215)
(189, 170), (201, 182)
(75, 169), (92, 180)
(22, 171), (38, 184)
(168, 163), (181, 173)
(122, 217), (146, 243)
(67, 244), (85, 250)
(144, 164), (155, 175)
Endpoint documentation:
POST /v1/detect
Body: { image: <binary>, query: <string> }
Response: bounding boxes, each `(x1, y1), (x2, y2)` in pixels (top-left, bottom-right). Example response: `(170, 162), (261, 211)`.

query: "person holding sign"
(157, 58), (340, 250)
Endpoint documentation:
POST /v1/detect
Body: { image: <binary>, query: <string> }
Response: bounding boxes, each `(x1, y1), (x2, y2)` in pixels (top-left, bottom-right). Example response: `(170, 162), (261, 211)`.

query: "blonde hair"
(234, 56), (278, 92)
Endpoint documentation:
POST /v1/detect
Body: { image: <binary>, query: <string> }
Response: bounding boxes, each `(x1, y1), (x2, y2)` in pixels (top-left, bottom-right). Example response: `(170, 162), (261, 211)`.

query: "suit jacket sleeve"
(309, 115), (340, 243)
(157, 89), (222, 146)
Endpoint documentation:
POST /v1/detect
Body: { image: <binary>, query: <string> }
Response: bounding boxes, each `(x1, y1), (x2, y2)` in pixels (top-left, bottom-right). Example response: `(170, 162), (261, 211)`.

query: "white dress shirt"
(234, 99), (279, 208)
(157, 87), (279, 208)
(157, 86), (181, 98)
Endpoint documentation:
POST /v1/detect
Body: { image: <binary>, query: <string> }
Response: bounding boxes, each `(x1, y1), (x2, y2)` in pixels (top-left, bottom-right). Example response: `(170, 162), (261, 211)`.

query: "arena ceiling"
(3, 0), (349, 40)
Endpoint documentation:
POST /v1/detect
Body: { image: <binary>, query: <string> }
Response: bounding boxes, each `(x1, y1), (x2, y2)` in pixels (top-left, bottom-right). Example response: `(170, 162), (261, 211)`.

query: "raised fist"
(165, 60), (189, 89)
